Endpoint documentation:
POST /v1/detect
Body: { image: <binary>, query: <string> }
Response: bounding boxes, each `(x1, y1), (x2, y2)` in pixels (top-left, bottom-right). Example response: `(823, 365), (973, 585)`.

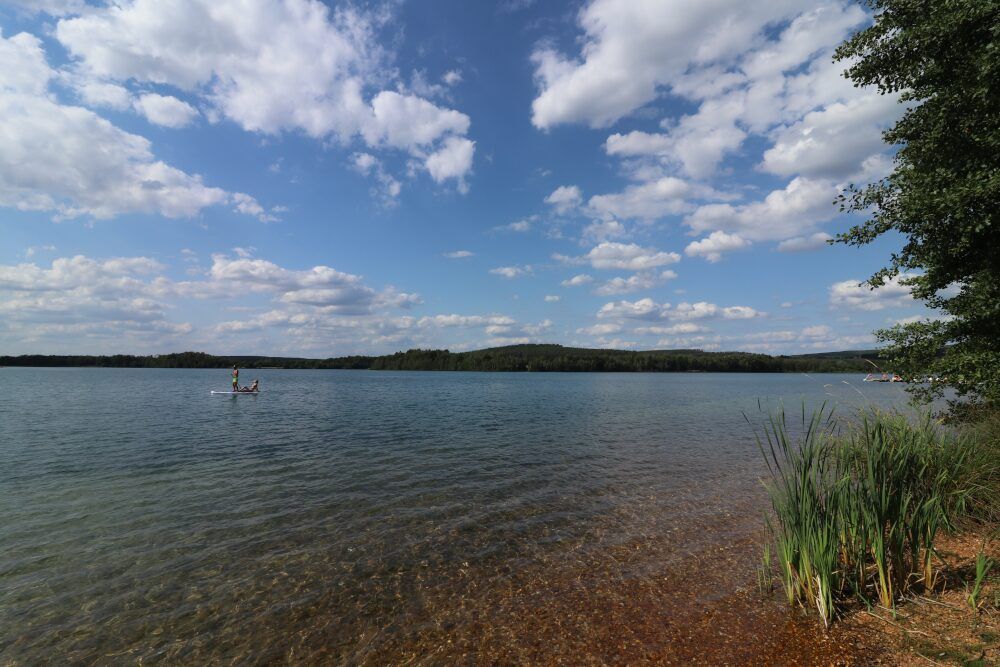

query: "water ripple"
(0, 368), (912, 663)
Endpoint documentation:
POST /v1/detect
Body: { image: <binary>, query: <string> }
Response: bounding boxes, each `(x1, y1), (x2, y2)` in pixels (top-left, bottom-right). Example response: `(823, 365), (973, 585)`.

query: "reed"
(967, 550), (994, 611)
(754, 406), (979, 625)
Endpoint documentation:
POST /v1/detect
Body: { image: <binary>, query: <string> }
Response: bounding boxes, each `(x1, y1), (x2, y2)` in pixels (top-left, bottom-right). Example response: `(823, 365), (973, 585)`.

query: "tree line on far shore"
(0, 344), (880, 373)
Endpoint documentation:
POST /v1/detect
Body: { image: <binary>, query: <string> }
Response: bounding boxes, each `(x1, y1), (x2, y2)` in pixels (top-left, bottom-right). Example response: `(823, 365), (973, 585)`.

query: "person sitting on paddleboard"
(231, 364), (239, 391)
(238, 379), (259, 393)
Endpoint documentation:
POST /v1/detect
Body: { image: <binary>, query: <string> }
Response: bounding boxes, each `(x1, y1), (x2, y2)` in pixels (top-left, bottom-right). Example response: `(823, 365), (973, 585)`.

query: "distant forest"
(0, 344), (882, 373)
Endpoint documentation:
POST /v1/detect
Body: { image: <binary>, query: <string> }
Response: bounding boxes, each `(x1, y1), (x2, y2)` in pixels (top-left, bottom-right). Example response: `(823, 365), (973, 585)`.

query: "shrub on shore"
(755, 406), (998, 626)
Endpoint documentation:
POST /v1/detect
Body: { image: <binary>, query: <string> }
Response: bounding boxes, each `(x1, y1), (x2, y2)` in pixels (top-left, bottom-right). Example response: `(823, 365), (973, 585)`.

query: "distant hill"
(0, 344), (882, 373)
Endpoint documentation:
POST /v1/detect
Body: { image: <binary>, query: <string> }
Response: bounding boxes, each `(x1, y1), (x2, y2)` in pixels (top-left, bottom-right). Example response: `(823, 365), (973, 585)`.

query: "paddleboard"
(211, 390), (260, 394)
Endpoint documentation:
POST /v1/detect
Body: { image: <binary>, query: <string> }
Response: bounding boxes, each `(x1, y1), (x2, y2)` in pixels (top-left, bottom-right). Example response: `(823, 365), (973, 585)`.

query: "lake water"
(0, 368), (913, 663)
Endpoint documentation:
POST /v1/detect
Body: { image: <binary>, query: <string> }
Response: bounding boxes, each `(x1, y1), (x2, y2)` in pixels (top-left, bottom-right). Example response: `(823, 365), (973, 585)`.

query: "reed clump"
(755, 406), (994, 626)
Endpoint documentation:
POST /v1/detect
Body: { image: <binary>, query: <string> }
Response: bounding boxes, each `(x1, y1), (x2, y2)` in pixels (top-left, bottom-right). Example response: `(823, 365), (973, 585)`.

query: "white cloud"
(0, 255), (188, 348)
(52, 0), (475, 189)
(531, 1), (900, 251)
(0, 30), (266, 222)
(684, 177), (838, 241)
(593, 270), (676, 296)
(0, 31), (51, 95)
(604, 131), (672, 157)
(25, 245), (57, 258)
(544, 295), (560, 302)
(672, 301), (761, 320)
(442, 69), (462, 86)
(634, 322), (707, 335)
(587, 177), (728, 222)
(829, 274), (916, 311)
(443, 250), (474, 259)
(489, 265), (532, 279)
(577, 323), (621, 336)
(597, 298), (666, 320)
(75, 80), (133, 110)
(561, 274), (593, 287)
(350, 152), (401, 202)
(581, 219), (626, 243)
(544, 185), (583, 214)
(529, 0), (804, 129)
(418, 314), (516, 328)
(424, 136), (475, 190)
(761, 94), (901, 178)
(605, 94), (747, 178)
(3, 1), (86, 15)
(231, 193), (278, 222)
(597, 297), (760, 321)
(494, 218), (533, 233)
(132, 93), (199, 128)
(776, 232), (832, 252)
(684, 231), (750, 262)
(801, 324), (833, 338)
(559, 242), (681, 271)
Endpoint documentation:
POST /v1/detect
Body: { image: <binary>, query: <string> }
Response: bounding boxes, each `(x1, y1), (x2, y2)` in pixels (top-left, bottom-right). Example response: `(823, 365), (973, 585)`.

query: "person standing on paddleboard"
(231, 364), (239, 391)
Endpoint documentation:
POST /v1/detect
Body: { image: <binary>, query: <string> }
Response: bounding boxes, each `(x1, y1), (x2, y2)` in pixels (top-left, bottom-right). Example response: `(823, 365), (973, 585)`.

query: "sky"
(0, 0), (940, 357)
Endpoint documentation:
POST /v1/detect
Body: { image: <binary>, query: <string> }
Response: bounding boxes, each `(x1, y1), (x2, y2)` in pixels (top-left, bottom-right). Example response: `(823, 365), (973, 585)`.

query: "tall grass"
(754, 406), (984, 625)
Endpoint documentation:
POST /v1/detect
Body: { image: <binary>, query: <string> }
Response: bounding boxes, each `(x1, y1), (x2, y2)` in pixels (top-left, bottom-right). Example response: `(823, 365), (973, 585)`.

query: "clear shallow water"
(0, 369), (913, 663)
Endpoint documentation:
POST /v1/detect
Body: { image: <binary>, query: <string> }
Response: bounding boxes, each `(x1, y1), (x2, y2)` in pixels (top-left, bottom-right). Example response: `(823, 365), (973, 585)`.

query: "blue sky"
(0, 0), (937, 356)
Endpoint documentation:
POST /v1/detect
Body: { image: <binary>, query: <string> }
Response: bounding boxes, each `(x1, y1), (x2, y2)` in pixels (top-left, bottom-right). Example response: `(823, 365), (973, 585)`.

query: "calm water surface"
(0, 369), (912, 663)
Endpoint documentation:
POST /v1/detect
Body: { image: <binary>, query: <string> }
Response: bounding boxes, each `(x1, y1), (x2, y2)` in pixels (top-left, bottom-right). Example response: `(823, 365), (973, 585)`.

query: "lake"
(0, 368), (913, 663)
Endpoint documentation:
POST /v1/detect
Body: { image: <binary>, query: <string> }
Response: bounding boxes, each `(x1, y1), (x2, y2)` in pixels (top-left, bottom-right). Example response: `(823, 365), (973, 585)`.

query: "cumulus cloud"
(51, 0), (475, 191)
(544, 185), (583, 214)
(606, 95), (747, 179)
(493, 218), (533, 233)
(75, 80), (132, 110)
(597, 297), (761, 321)
(530, 0), (805, 129)
(588, 177), (728, 222)
(577, 323), (622, 336)
(634, 322), (708, 335)
(0, 29), (265, 221)
(531, 0), (900, 250)
(684, 177), (839, 242)
(597, 298), (667, 320)
(581, 219), (626, 243)
(424, 136), (475, 190)
(593, 270), (677, 296)
(829, 274), (916, 311)
(684, 231), (750, 262)
(0, 255), (185, 348)
(761, 95), (902, 178)
(350, 152), (401, 203)
(443, 250), (474, 259)
(544, 295), (560, 302)
(776, 232), (832, 252)
(561, 274), (593, 287)
(489, 265), (532, 279)
(132, 93), (199, 128)
(557, 242), (680, 271)
(0, 251), (435, 354)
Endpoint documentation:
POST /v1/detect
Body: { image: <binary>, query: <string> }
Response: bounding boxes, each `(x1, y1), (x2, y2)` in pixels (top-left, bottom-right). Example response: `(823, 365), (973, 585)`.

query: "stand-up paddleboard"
(211, 390), (261, 395)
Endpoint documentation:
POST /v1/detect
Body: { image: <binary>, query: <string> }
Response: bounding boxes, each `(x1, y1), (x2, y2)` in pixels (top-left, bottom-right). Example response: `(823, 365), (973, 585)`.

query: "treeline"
(1, 345), (880, 373)
(366, 345), (878, 372)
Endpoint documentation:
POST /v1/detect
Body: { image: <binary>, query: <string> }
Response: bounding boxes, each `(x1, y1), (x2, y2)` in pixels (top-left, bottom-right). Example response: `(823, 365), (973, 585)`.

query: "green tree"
(834, 0), (1000, 407)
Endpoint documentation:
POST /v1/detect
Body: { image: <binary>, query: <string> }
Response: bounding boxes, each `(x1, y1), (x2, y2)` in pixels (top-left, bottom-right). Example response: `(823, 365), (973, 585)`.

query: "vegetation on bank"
(753, 0), (1000, 644)
(0, 345), (882, 373)
(755, 408), (1000, 626)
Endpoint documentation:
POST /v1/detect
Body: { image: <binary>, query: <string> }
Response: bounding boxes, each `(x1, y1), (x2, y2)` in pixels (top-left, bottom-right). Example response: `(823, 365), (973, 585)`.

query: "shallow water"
(0, 369), (913, 663)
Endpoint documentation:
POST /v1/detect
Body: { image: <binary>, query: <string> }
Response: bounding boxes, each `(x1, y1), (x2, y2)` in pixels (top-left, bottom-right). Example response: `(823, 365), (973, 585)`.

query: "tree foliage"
(834, 0), (1000, 406)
